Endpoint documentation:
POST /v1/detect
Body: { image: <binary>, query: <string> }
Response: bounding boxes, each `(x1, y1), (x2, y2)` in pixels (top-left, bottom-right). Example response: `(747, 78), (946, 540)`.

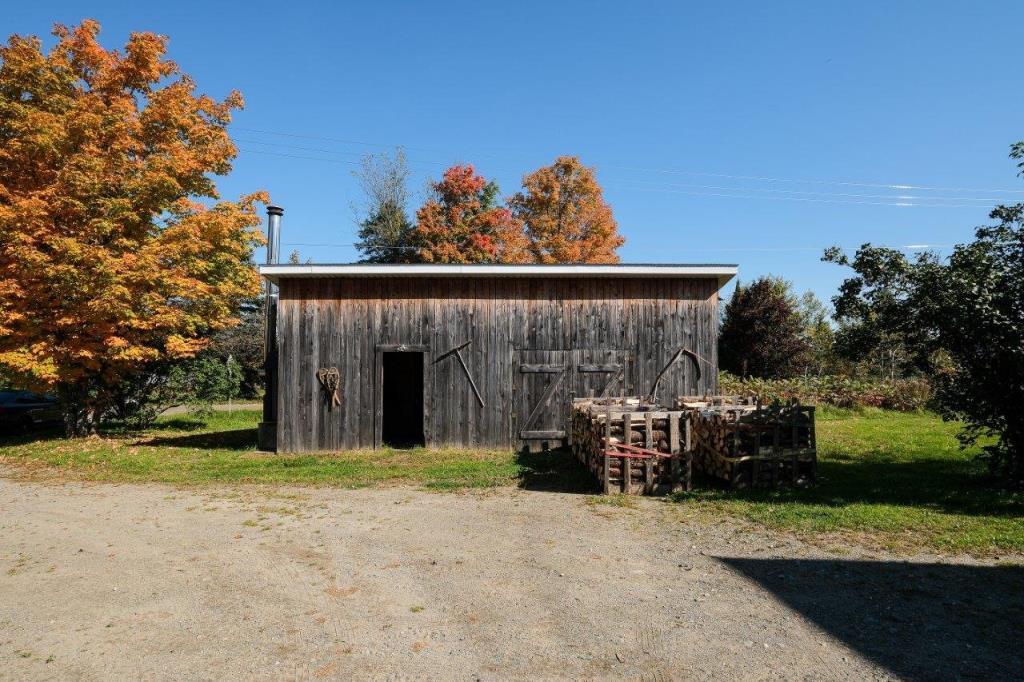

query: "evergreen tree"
(719, 277), (810, 379)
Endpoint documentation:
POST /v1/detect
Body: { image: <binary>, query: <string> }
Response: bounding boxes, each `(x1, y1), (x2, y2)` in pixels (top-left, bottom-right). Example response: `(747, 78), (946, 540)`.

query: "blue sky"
(7, 1), (1024, 303)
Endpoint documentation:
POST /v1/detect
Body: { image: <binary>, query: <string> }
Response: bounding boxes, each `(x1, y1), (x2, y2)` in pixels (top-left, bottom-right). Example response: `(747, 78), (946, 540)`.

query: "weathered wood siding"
(275, 277), (720, 452)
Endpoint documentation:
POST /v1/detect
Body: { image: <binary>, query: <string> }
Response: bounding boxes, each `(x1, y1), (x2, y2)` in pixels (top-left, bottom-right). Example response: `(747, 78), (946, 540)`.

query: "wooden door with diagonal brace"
(572, 349), (630, 401)
(512, 350), (569, 452)
(513, 349), (633, 452)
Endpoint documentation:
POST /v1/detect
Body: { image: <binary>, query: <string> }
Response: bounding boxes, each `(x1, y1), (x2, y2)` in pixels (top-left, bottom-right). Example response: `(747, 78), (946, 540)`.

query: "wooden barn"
(257, 263), (737, 453)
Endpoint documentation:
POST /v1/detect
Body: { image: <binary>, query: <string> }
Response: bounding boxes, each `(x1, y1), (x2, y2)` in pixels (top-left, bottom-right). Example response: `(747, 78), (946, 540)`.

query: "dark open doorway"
(381, 352), (425, 448)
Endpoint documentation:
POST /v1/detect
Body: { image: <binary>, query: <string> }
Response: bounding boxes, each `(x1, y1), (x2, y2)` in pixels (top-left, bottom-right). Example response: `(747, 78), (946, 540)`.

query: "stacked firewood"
(678, 398), (816, 489)
(571, 396), (817, 493)
(571, 398), (690, 495)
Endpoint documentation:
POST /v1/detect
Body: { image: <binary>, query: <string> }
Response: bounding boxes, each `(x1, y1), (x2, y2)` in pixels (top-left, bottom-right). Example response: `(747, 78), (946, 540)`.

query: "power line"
(233, 124), (1024, 195)
(604, 165), (1024, 194)
(238, 149), (996, 209)
(608, 186), (991, 208)
(281, 241), (953, 253)
(234, 126), (531, 161)
(239, 139), (1004, 202)
(612, 180), (1001, 203)
(236, 141), (1016, 208)
(235, 138), (367, 159)
(236, 138), (459, 169)
(236, 146), (473, 173)
(237, 148), (361, 166)
(236, 126), (414, 150)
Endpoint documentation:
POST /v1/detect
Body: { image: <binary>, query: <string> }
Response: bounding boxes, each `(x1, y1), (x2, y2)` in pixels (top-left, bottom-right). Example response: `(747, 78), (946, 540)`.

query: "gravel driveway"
(1, 474), (1021, 681)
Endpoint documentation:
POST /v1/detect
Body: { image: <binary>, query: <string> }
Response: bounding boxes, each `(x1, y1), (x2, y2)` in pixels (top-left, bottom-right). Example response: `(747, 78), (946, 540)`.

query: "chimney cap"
(267, 205), (284, 216)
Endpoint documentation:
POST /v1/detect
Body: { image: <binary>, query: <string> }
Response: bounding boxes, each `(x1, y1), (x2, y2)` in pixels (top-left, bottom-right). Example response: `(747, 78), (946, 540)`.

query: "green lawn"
(674, 406), (1024, 555)
(0, 407), (1021, 555)
(0, 410), (526, 490)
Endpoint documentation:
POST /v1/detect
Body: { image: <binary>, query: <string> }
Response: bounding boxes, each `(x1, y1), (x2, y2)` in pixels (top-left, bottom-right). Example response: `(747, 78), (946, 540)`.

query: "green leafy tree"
(719, 277), (811, 379)
(1012, 141), (1024, 174)
(108, 295), (262, 426)
(825, 141), (1024, 486)
(822, 245), (938, 378)
(796, 291), (839, 376)
(918, 204), (1024, 486)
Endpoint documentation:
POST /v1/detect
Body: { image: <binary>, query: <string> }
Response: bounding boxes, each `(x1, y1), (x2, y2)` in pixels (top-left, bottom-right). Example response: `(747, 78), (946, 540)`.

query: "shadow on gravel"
(719, 557), (1024, 680)
(144, 428), (259, 451)
(515, 447), (596, 494)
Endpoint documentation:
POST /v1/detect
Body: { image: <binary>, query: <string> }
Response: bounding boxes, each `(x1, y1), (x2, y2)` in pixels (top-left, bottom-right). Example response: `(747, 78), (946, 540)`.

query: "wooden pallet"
(570, 398), (691, 495)
(677, 398), (817, 489)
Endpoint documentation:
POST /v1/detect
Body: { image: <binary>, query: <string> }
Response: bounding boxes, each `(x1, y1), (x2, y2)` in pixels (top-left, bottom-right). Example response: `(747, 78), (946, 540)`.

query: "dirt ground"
(1, 474), (1022, 681)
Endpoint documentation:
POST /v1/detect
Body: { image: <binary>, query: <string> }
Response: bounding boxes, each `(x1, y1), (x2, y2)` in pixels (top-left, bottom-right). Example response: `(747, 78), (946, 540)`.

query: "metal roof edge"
(259, 263), (738, 288)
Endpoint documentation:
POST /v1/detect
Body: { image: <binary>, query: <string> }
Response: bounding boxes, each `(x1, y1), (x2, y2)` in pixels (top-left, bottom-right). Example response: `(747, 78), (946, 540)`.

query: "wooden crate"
(676, 398), (817, 489)
(571, 397), (691, 495)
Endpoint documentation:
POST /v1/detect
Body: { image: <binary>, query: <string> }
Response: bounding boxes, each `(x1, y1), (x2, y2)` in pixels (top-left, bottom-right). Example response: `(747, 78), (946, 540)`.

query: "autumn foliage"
(0, 21), (266, 433)
(409, 165), (529, 263)
(510, 156), (623, 263)
(398, 158), (624, 264)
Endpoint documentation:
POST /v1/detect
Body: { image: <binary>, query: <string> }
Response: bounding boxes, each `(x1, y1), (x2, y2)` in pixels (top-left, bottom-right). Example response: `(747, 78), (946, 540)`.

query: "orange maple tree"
(409, 165), (529, 263)
(0, 21), (266, 433)
(510, 156), (624, 263)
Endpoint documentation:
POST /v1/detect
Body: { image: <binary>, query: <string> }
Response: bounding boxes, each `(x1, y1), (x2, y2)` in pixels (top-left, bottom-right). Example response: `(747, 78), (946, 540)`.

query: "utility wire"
(236, 141), (1017, 206)
(236, 141), (470, 172)
(235, 126), (442, 154)
(604, 165), (1024, 194)
(621, 186), (994, 208)
(612, 180), (1001, 203)
(235, 138), (368, 159)
(238, 148), (361, 166)
(234, 125), (1024, 195)
(238, 149), (996, 208)
(239, 141), (1002, 202)
(281, 241), (952, 252)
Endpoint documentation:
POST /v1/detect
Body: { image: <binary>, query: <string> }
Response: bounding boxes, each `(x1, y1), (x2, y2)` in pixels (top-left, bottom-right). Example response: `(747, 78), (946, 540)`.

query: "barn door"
(571, 349), (631, 400)
(513, 350), (569, 451)
(513, 349), (634, 452)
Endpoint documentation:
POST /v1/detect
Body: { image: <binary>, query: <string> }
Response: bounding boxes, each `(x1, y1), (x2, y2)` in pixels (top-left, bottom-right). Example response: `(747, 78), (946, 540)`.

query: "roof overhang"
(260, 263), (738, 289)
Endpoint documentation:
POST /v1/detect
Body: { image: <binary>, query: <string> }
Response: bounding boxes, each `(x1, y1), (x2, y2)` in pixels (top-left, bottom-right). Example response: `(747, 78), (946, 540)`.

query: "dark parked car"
(0, 391), (63, 432)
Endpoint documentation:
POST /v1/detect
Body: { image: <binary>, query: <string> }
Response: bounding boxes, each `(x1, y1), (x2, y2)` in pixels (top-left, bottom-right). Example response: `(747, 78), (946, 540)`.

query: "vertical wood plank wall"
(276, 277), (720, 452)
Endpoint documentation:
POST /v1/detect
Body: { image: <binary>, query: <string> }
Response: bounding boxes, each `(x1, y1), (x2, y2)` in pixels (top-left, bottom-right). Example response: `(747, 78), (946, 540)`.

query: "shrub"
(107, 356), (243, 429)
(717, 372), (931, 411)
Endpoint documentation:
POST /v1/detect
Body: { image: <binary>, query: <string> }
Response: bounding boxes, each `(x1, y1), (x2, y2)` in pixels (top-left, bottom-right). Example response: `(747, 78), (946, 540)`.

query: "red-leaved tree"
(409, 165), (528, 263)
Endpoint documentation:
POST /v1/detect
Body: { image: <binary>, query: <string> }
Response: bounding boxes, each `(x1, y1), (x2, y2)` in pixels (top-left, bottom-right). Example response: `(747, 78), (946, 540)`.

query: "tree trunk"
(57, 382), (100, 437)
(63, 408), (97, 437)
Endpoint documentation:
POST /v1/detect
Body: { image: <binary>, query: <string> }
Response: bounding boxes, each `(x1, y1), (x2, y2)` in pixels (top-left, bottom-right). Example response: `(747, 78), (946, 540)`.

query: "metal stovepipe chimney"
(258, 205), (283, 451)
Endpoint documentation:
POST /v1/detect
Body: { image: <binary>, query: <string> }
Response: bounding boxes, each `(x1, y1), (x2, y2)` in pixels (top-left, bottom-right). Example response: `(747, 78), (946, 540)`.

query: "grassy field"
(0, 410), (524, 490)
(0, 407), (1021, 554)
(674, 407), (1024, 555)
